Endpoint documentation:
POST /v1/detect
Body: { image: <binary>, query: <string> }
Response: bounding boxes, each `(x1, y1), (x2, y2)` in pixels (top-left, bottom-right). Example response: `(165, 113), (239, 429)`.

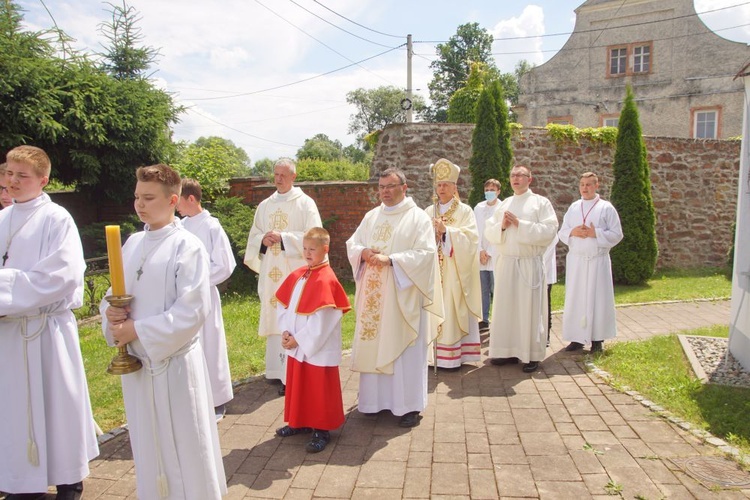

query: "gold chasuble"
(347, 197), (443, 374)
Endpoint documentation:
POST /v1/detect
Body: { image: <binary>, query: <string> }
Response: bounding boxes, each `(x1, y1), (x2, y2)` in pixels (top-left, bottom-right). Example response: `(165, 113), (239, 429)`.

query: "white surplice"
(101, 221), (226, 500)
(424, 200), (482, 368)
(474, 199), (502, 272)
(486, 190), (558, 363)
(346, 197), (443, 416)
(244, 187), (321, 382)
(558, 196), (623, 344)
(182, 210), (235, 406)
(0, 193), (99, 494)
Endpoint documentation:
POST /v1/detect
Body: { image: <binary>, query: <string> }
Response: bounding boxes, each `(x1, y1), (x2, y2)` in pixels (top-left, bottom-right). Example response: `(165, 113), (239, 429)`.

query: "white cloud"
(490, 5), (546, 71)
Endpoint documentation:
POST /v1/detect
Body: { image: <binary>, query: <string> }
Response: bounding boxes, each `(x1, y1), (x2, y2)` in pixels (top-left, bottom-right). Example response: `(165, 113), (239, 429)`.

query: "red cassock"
(275, 263), (351, 430)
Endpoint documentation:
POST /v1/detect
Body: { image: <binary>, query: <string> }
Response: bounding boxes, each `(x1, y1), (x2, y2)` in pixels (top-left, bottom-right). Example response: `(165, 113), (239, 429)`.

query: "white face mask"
(484, 191), (498, 202)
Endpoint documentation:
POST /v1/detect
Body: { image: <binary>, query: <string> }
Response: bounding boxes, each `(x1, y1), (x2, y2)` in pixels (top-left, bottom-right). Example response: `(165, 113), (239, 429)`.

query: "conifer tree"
(610, 85), (658, 284)
(468, 88), (501, 207)
(447, 62), (485, 123)
(488, 80), (514, 199)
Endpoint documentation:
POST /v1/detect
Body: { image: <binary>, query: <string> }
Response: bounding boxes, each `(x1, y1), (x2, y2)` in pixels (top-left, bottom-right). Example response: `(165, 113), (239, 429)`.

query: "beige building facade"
(515, 0), (750, 139)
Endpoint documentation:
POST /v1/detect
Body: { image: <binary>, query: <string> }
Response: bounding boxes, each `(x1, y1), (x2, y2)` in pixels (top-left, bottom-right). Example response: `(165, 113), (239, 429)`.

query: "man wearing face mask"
(473, 179), (502, 332)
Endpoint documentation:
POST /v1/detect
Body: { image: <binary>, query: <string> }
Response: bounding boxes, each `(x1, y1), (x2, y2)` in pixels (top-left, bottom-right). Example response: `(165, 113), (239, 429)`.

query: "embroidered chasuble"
(424, 199), (482, 350)
(347, 197), (443, 375)
(245, 187), (321, 336)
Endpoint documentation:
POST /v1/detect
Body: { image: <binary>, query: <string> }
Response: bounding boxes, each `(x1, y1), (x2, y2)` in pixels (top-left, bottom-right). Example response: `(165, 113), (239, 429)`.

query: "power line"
(413, 2), (750, 44)
(185, 44), (403, 101)
(288, 0), (395, 48)
(312, 0), (403, 39)
(186, 107), (303, 148)
(255, 0), (397, 87)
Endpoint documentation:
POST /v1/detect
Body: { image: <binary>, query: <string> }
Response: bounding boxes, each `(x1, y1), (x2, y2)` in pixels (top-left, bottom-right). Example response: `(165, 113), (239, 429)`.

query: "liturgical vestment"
(101, 222), (226, 500)
(424, 199), (482, 368)
(182, 209), (235, 406)
(346, 197), (443, 416)
(486, 190), (558, 363)
(244, 187), (321, 382)
(0, 193), (99, 494)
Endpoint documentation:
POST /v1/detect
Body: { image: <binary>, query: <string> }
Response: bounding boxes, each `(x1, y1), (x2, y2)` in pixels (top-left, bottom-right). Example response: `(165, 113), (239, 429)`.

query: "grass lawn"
(594, 325), (750, 458)
(82, 267), (733, 432)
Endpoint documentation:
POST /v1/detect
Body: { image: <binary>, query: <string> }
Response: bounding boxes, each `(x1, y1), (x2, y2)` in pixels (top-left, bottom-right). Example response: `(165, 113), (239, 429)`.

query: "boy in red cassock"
(274, 227), (351, 453)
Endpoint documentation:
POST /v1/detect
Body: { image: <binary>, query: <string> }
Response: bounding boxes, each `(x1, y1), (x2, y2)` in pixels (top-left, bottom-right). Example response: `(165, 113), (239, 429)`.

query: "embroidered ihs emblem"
(373, 221), (393, 243)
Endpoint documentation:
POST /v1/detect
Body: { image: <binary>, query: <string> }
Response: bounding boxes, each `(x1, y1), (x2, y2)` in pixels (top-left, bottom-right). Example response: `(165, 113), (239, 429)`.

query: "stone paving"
(13, 300), (750, 499)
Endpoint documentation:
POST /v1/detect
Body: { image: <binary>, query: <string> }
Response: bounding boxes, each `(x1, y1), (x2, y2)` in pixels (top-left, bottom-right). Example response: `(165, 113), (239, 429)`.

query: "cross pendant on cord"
(136, 268), (143, 280)
(2, 252), (7, 266)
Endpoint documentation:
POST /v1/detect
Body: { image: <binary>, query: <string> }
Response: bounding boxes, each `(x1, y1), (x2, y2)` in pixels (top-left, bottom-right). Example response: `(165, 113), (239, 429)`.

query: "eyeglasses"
(378, 183), (404, 191)
(510, 173), (530, 178)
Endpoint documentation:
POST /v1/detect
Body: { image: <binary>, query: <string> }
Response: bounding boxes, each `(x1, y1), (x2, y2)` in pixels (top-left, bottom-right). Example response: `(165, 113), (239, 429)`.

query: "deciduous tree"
(427, 23), (497, 122)
(346, 86), (426, 139)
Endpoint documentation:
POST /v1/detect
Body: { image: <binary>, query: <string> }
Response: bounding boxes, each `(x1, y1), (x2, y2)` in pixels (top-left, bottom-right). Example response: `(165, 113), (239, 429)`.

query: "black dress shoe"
(55, 482), (83, 500)
(590, 341), (603, 353)
(565, 342), (584, 352)
(522, 361), (539, 373)
(398, 411), (420, 428)
(490, 357), (518, 366)
(278, 384), (286, 396)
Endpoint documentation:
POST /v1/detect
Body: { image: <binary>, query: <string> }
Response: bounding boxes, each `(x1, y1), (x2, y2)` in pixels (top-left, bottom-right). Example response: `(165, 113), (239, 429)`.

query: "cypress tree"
(468, 87), (502, 207)
(610, 85), (658, 284)
(488, 80), (514, 199)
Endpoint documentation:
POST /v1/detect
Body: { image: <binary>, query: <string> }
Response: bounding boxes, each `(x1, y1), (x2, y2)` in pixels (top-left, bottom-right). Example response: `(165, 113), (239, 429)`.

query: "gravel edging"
(585, 360), (750, 466)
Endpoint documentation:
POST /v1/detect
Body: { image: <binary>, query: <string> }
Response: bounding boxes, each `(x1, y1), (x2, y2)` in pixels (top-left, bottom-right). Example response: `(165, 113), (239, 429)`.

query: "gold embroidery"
(434, 161), (452, 181)
(270, 209), (288, 230)
(270, 242), (282, 256)
(270, 295), (278, 307)
(373, 221), (393, 243)
(358, 266), (384, 341)
(268, 266), (283, 282)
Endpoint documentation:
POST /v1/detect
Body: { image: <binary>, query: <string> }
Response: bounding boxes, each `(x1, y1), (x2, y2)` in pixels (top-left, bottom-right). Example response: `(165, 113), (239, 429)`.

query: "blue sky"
(15, 0), (750, 163)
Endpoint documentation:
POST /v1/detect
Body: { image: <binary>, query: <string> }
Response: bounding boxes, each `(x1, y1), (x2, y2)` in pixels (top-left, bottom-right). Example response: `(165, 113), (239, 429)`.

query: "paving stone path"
(20, 300), (750, 499)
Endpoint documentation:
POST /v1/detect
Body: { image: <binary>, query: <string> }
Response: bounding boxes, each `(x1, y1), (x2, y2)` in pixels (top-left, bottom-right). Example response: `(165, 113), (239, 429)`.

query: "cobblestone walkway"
(24, 300), (750, 499)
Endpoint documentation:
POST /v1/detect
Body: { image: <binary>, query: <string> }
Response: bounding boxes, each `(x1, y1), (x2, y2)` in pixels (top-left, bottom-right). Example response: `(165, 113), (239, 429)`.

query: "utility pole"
(406, 34), (413, 122)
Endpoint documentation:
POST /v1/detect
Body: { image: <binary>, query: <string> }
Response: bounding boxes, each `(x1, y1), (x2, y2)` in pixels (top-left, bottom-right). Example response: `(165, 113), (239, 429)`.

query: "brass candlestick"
(104, 294), (142, 375)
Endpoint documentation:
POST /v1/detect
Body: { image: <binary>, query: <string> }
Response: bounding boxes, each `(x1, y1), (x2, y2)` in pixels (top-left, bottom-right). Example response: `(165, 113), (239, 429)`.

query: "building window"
(609, 47), (627, 76)
(691, 107), (720, 139)
(607, 42), (653, 77)
(601, 115), (619, 127)
(632, 45), (650, 73)
(547, 116), (572, 125)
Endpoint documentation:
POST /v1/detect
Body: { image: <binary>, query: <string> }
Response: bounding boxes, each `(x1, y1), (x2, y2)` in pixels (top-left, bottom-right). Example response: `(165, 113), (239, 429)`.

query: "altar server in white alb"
(0, 145), (99, 500)
(346, 167), (443, 428)
(558, 172), (623, 353)
(424, 158), (482, 369)
(244, 158), (321, 395)
(102, 164), (226, 500)
(486, 165), (558, 373)
(177, 178), (236, 421)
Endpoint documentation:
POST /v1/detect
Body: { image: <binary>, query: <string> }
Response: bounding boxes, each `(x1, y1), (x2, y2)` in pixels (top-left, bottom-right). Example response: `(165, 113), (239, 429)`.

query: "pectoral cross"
(136, 267), (144, 280)
(2, 251), (7, 266)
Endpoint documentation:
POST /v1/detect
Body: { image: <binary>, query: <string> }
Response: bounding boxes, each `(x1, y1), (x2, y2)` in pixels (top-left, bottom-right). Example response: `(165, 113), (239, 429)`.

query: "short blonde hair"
(136, 164), (181, 196)
(6, 146), (51, 177)
(304, 227), (330, 246)
(581, 172), (598, 182)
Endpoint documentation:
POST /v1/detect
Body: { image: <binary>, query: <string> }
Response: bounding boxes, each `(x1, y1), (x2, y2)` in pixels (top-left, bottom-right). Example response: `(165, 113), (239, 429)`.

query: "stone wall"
(230, 123), (739, 278)
(374, 123), (739, 270)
